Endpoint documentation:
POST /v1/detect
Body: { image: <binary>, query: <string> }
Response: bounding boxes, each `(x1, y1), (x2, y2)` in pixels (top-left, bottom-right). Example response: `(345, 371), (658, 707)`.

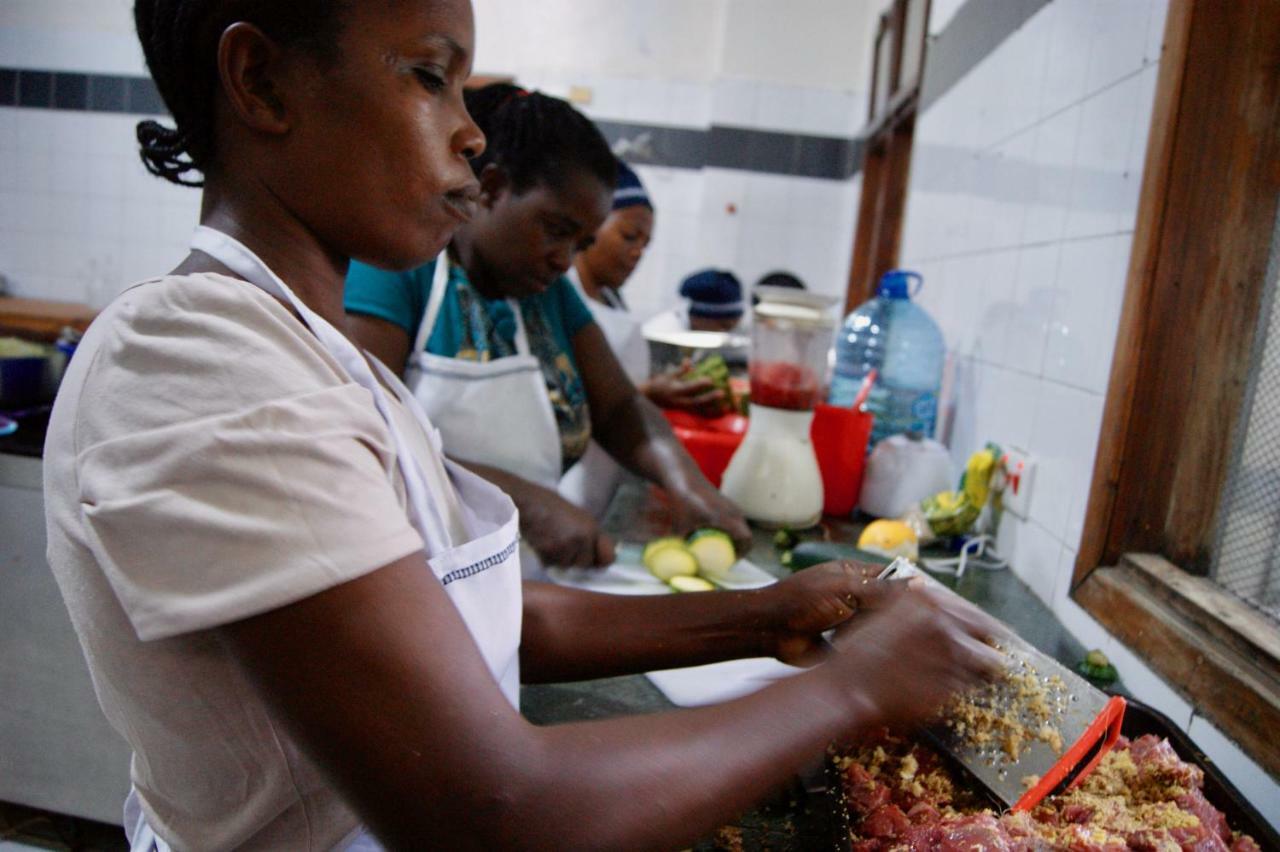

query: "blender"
(720, 298), (834, 528)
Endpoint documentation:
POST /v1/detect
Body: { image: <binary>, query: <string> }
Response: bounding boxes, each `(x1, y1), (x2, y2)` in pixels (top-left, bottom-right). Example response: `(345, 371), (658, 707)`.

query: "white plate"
(546, 557), (777, 596)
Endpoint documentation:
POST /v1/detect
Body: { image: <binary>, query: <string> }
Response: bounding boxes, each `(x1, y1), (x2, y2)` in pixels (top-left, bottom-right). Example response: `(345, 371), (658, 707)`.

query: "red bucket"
(811, 403), (873, 517)
(663, 410), (748, 487)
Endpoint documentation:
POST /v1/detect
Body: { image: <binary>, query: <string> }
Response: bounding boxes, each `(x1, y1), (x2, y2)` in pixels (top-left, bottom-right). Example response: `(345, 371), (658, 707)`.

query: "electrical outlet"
(1001, 447), (1036, 519)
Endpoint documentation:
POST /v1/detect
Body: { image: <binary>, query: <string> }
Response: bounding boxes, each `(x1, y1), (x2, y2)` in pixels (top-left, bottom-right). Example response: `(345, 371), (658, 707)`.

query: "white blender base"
(720, 405), (824, 528)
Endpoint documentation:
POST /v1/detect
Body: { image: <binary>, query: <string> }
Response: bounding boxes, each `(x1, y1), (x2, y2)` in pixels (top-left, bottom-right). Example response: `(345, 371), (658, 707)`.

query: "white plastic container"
(858, 433), (953, 519)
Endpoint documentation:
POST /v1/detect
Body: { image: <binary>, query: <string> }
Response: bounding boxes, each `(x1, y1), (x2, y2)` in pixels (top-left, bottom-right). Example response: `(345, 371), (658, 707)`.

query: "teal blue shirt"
(345, 258), (596, 471)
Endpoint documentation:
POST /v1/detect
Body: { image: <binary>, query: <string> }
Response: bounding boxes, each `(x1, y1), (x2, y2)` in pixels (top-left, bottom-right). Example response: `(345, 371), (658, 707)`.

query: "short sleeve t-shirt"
(43, 272), (470, 850)
(345, 258), (596, 471)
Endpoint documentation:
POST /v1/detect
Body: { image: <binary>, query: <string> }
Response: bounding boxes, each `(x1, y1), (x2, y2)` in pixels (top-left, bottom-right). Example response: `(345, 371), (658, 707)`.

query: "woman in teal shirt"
(347, 84), (750, 572)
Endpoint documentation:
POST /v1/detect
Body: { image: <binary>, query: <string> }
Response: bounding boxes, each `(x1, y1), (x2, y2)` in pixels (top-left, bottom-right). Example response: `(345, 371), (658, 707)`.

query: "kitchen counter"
(521, 476), (1096, 850)
(3, 448), (1101, 847)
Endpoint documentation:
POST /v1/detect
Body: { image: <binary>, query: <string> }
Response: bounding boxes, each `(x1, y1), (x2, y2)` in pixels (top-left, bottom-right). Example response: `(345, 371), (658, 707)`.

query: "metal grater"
(870, 562), (1129, 811)
(922, 625), (1126, 811)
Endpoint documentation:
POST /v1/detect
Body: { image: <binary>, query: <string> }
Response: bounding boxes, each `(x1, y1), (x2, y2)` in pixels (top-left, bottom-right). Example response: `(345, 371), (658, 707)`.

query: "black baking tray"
(826, 696), (1279, 850)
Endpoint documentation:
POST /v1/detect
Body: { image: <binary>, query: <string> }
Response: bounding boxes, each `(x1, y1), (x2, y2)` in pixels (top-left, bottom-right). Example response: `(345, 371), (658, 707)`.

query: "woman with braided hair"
(345, 83), (752, 574)
(43, 1), (1004, 849)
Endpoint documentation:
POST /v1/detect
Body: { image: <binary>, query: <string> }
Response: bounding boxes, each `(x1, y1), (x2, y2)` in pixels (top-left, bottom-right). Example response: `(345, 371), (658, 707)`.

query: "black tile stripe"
(595, 119), (864, 180)
(1, 0), (1045, 179)
(53, 72), (87, 110)
(125, 75), (166, 114)
(3, 67), (158, 115)
(88, 74), (127, 113)
(17, 69), (52, 108)
(0, 69), (16, 106)
(439, 539), (519, 587)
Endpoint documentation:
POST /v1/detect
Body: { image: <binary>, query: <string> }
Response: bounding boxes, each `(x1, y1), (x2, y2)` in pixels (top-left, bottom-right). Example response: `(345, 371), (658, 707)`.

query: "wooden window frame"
(1072, 0), (1280, 777)
(848, 0), (930, 313)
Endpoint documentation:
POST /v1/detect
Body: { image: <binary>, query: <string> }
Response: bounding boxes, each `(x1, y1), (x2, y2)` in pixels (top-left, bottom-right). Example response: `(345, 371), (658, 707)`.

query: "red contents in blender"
(750, 361), (821, 410)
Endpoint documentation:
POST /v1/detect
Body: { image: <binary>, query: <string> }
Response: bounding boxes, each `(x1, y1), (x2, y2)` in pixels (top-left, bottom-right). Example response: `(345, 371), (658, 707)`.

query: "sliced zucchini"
(687, 528), (737, 582)
(668, 575), (716, 593)
(643, 536), (687, 565)
(643, 540), (699, 581)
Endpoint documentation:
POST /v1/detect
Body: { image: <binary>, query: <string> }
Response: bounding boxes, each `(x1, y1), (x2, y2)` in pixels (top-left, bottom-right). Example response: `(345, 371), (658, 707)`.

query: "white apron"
(124, 228), (525, 852)
(406, 252), (562, 490)
(405, 252), (564, 578)
(558, 271), (648, 518)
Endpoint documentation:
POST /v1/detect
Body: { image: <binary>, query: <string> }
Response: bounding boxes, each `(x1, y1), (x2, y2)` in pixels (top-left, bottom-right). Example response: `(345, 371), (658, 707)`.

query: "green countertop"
(520, 478), (1096, 850)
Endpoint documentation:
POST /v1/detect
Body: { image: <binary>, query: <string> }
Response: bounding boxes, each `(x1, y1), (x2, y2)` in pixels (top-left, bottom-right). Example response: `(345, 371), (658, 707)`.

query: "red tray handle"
(1012, 695), (1127, 812)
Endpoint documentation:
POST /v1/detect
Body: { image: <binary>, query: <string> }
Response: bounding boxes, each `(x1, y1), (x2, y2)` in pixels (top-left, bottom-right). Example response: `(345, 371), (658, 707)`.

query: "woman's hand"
(667, 478), (753, 554)
(641, 371), (727, 418)
(522, 491), (616, 568)
(760, 560), (892, 666)
(826, 585), (1008, 730)
(455, 458), (615, 569)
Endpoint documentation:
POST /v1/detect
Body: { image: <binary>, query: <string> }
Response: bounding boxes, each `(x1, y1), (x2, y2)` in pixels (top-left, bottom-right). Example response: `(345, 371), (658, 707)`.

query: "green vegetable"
(780, 550), (794, 569)
(773, 528), (799, 551)
(643, 536), (686, 563)
(787, 541), (891, 571)
(642, 538), (698, 581)
(687, 354), (730, 384)
(1077, 649), (1119, 683)
(668, 575), (716, 593)
(921, 490), (979, 538)
(686, 354), (735, 415)
(687, 528), (736, 582)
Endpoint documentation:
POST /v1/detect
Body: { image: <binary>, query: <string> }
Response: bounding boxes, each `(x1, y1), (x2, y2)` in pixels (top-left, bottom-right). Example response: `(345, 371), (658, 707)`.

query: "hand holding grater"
(877, 561), (1127, 811)
(923, 631), (1127, 811)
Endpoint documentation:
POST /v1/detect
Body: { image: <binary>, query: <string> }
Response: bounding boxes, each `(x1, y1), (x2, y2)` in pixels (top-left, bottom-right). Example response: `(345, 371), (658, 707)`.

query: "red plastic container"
(665, 406), (871, 514)
(811, 403), (873, 517)
(662, 410), (748, 487)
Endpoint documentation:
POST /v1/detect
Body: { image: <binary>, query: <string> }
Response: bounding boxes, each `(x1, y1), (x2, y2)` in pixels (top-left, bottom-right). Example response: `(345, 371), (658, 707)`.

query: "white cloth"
(566, 268), (648, 383)
(405, 252), (562, 490)
(557, 270), (647, 518)
(404, 252), (562, 578)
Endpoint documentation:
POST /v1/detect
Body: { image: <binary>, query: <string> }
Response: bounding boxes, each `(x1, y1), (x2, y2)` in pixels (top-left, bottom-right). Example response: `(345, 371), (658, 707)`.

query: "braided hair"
(133, 0), (349, 186)
(463, 83), (617, 197)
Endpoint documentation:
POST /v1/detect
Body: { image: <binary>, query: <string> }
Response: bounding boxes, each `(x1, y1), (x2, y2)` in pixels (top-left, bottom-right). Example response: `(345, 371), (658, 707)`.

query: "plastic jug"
(858, 433), (953, 519)
(828, 270), (945, 446)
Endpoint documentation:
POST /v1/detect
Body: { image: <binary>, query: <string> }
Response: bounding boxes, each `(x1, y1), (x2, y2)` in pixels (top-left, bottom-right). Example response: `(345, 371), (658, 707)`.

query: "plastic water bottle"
(828, 270), (945, 446)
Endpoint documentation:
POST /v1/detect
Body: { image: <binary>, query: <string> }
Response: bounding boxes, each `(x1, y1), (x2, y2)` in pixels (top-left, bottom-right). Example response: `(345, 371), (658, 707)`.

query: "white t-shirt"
(43, 272), (468, 850)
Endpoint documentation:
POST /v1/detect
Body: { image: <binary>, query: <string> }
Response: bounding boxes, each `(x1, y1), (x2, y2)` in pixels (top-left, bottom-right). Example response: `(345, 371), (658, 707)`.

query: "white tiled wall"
(2, 2), (868, 320)
(0, 107), (199, 306)
(900, 0), (1279, 826)
(618, 164), (859, 321)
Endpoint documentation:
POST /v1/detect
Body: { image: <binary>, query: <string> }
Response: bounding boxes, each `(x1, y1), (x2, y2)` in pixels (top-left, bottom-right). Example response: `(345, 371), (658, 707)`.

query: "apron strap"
(417, 250), (532, 359)
(190, 226), (453, 549)
(414, 252), (451, 356)
(509, 298), (532, 356)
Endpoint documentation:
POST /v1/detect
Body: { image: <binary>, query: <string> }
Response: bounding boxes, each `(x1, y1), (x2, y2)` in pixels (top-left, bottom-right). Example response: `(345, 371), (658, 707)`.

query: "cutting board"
(546, 547), (803, 705)
(545, 544), (777, 595)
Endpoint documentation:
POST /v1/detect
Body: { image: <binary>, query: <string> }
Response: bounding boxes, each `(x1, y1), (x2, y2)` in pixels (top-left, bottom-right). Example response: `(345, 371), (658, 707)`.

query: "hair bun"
(136, 119), (203, 186)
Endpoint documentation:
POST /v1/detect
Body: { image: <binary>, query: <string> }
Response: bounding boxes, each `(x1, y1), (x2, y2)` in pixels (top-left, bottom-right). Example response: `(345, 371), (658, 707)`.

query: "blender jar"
(748, 302), (834, 410)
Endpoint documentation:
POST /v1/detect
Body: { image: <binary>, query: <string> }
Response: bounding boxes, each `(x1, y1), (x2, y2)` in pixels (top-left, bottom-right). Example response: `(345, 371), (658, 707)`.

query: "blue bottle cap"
(877, 269), (922, 300)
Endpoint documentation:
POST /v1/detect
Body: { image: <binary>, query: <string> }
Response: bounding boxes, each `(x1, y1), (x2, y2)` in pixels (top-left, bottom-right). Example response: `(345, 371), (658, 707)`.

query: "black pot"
(0, 350), (58, 410)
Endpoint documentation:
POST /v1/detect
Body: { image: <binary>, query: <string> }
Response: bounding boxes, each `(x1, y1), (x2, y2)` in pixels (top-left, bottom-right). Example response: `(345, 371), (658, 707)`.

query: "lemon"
(857, 519), (919, 560)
